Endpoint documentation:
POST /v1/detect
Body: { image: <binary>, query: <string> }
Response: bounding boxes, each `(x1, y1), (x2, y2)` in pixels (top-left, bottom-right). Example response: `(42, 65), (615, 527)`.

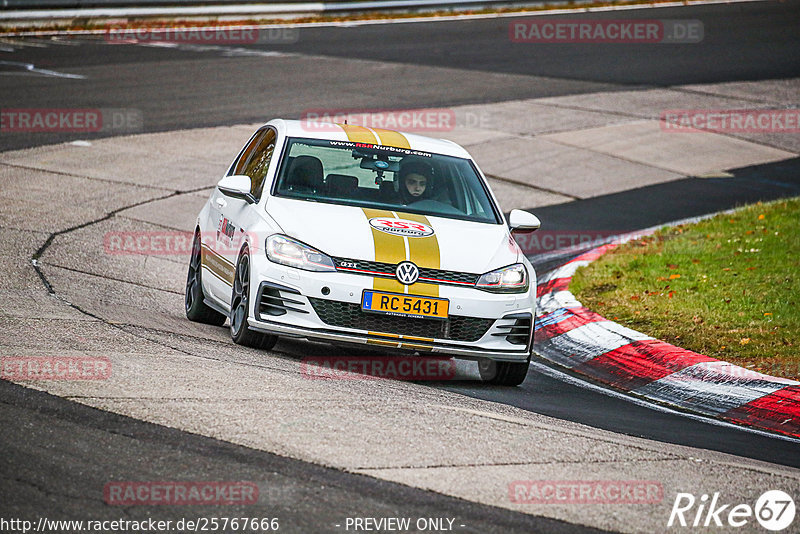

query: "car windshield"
(272, 137), (502, 224)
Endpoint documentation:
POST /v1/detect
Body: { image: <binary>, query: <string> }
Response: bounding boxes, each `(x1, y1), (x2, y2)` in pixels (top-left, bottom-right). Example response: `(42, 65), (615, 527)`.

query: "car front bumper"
(247, 258), (536, 362)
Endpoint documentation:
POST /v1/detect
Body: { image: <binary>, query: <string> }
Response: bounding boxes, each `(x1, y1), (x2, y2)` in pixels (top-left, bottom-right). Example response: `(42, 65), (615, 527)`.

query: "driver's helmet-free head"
(398, 158), (434, 204)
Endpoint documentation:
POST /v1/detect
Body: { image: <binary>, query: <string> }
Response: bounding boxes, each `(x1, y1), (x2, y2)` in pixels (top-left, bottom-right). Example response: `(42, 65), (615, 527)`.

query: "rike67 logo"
(668, 490), (795, 531)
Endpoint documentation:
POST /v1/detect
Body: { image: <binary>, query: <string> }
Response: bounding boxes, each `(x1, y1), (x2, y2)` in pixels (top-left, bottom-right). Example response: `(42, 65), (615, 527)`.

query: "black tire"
(478, 357), (530, 386)
(185, 231), (227, 326)
(230, 245), (278, 350)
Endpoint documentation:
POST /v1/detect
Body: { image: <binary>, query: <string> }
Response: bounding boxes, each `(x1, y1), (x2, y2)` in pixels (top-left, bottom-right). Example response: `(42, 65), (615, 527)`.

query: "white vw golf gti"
(186, 119), (541, 385)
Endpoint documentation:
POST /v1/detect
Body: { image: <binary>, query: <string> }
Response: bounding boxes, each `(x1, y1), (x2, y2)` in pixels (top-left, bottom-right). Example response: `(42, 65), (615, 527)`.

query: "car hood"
(266, 197), (520, 274)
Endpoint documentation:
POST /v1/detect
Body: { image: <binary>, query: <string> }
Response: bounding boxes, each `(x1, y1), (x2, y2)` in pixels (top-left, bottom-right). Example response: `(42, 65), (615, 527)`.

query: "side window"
(232, 128), (277, 199)
(232, 131), (263, 176)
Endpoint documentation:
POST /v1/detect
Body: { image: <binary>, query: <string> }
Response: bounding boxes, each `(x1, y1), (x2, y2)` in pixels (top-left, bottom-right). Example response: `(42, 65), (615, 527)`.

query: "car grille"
(309, 298), (494, 342)
(332, 257), (479, 287)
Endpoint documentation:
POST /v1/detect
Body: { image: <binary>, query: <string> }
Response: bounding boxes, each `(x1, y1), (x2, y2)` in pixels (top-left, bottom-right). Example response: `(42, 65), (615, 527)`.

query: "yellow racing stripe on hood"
(361, 209), (441, 297)
(398, 212), (439, 297)
(372, 128), (410, 149)
(338, 123), (378, 144)
(362, 208), (406, 293)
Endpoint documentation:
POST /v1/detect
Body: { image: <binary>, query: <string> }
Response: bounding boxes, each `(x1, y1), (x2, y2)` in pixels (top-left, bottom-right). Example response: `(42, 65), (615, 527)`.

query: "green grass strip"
(571, 197), (800, 381)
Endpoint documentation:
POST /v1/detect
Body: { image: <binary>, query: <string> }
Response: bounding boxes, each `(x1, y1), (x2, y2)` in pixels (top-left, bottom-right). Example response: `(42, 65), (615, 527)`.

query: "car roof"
(265, 119), (473, 159)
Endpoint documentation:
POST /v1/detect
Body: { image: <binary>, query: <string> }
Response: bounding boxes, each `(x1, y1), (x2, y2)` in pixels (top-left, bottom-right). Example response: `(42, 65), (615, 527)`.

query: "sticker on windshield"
(369, 217), (434, 238)
(326, 140), (432, 158)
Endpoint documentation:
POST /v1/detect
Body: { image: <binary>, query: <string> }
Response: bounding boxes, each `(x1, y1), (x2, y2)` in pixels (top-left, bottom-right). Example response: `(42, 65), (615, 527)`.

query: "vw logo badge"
(395, 261), (419, 285)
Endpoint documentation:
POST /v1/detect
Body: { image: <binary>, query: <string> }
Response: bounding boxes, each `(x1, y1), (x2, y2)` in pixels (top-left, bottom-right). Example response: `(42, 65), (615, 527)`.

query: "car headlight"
(266, 235), (336, 272)
(476, 263), (528, 293)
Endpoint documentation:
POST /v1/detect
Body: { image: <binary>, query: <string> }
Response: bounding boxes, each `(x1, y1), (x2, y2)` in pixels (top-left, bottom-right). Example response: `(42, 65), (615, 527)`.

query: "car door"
(216, 127), (278, 294)
(202, 127), (277, 305)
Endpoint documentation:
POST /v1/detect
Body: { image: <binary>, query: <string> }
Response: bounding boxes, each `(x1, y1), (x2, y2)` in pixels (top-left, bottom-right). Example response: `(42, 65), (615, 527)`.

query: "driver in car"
(398, 160), (434, 205)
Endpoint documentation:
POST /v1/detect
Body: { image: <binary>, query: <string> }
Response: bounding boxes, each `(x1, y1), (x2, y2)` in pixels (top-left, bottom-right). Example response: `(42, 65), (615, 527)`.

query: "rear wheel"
(478, 357), (530, 386)
(185, 231), (226, 326)
(230, 245), (278, 350)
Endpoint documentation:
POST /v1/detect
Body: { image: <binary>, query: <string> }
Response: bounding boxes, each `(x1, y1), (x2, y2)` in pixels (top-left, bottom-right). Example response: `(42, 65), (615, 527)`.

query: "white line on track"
(0, 37), (49, 47)
(47, 37), (84, 46)
(135, 42), (290, 57)
(0, 60), (85, 79)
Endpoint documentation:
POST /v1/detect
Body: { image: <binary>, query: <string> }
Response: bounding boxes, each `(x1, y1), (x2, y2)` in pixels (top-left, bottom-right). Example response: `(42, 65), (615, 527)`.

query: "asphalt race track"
(1, 379), (590, 534)
(2, 2), (800, 532)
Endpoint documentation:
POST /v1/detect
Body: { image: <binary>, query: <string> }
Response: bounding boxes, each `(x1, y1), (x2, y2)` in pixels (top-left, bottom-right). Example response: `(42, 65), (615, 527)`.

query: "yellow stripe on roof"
(372, 128), (410, 149)
(338, 123), (378, 144)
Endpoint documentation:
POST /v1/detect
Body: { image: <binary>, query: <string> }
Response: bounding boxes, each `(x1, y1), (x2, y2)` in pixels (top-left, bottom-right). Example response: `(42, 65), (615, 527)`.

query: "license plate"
(361, 290), (449, 319)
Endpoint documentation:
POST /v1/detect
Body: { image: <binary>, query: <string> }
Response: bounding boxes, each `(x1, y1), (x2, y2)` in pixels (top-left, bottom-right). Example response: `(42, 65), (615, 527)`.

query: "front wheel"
(230, 245), (278, 350)
(478, 357), (530, 386)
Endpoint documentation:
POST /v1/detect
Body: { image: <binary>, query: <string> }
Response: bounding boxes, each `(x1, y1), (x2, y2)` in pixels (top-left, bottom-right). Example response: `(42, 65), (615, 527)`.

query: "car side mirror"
(508, 209), (540, 234)
(217, 174), (256, 204)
